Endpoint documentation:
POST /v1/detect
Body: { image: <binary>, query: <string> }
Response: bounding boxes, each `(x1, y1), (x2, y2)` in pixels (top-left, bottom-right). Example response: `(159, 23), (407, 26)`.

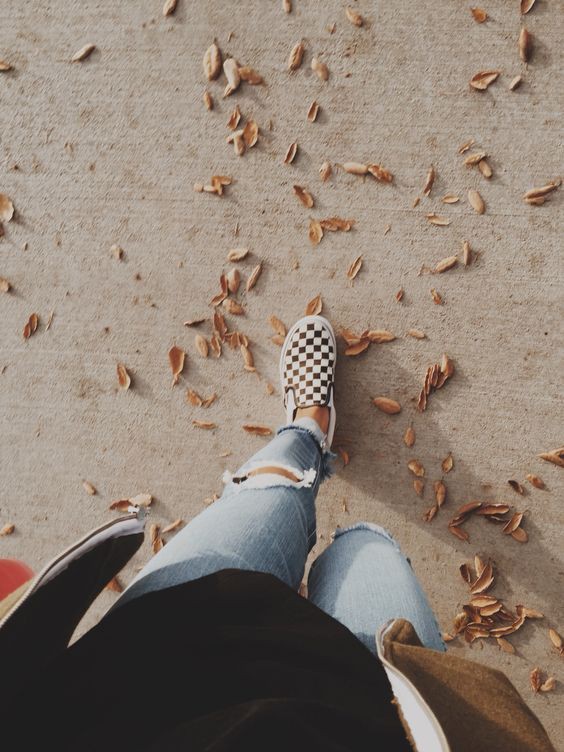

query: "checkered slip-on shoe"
(279, 315), (337, 448)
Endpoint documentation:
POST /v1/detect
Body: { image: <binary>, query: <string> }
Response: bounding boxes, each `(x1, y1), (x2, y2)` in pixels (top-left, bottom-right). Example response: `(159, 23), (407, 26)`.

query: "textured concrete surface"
(1, 0), (562, 742)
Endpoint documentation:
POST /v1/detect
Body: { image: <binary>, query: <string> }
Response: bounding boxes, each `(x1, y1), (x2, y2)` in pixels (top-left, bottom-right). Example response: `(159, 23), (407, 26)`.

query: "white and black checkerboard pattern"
(283, 321), (335, 407)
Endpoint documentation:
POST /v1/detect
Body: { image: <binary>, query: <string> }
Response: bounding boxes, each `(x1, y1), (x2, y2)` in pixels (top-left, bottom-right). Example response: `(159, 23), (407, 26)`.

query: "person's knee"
(222, 461), (317, 492)
(332, 521), (400, 550)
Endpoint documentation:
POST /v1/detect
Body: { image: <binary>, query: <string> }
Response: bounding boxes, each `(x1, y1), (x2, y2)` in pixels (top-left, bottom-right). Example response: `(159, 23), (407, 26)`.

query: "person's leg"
(113, 417), (334, 608)
(307, 523), (445, 654)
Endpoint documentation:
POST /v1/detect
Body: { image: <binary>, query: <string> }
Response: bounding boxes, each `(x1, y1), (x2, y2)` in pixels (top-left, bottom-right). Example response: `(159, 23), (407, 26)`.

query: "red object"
(0, 559), (34, 600)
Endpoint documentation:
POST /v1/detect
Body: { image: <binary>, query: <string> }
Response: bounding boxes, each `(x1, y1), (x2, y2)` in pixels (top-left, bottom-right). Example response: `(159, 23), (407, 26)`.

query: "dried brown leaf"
(435, 255), (458, 273)
(0, 60), (13, 72)
(508, 479), (525, 495)
(468, 188), (485, 214)
(162, 0), (178, 14)
(530, 667), (543, 693)
(368, 164), (393, 183)
(345, 7), (364, 26)
(307, 100), (320, 122)
(227, 268), (241, 294)
(442, 194), (459, 204)
(540, 677), (557, 693)
(524, 180), (561, 200)
(347, 255), (363, 280)
(82, 480), (97, 496)
(227, 105), (241, 130)
(463, 240), (472, 266)
(193, 419), (216, 430)
(471, 7), (487, 23)
(511, 526), (528, 543)
(509, 75), (523, 91)
(223, 298), (245, 316)
(538, 447), (564, 467)
(293, 185), (314, 208)
(162, 518), (184, 534)
(283, 0), (292, 12)
(187, 388), (203, 407)
(434, 480), (446, 506)
(23, 313), (39, 339)
(269, 315), (287, 337)
(0, 276), (11, 292)
(288, 41), (305, 71)
(470, 70), (500, 90)
(519, 27), (532, 62)
(521, 0), (537, 13)
(549, 628), (563, 650)
(222, 58), (241, 96)
(496, 637), (516, 654)
(470, 563), (494, 594)
(203, 89), (213, 110)
(0, 523), (15, 536)
(408, 459), (425, 477)
(373, 397), (401, 415)
(243, 119), (259, 147)
(403, 425), (415, 448)
(194, 334), (209, 358)
(430, 288), (443, 305)
(345, 340), (370, 356)
(246, 262), (262, 291)
(426, 213), (450, 226)
(395, 288), (404, 302)
(116, 363), (131, 390)
(239, 66), (264, 85)
(305, 294), (323, 316)
(449, 524), (470, 542)
(343, 162), (368, 175)
(284, 141), (298, 164)
(413, 479), (425, 496)
(478, 159), (492, 178)
(319, 161), (332, 181)
(71, 43), (96, 62)
(242, 423), (272, 436)
(407, 329), (426, 339)
(319, 217), (353, 231)
(525, 473), (545, 489)
(168, 345), (185, 385)
(0, 194), (15, 222)
(228, 247), (249, 262)
(311, 57), (329, 81)
(440, 453), (453, 473)
(423, 166), (435, 196)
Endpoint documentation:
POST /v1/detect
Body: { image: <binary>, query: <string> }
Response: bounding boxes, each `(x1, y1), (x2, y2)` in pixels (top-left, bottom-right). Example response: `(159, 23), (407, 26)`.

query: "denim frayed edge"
(276, 423), (337, 482)
(332, 521), (400, 550)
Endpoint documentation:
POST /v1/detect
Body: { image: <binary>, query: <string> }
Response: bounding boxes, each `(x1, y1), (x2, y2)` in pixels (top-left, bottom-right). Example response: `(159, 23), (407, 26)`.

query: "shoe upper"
(281, 318), (336, 409)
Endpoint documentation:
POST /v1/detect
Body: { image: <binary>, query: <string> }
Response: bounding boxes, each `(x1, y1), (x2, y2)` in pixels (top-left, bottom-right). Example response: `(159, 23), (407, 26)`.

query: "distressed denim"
(114, 418), (445, 654)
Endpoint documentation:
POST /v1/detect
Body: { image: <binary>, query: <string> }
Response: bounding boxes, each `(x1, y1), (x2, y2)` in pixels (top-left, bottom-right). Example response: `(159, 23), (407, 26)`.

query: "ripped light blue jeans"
(116, 419), (445, 654)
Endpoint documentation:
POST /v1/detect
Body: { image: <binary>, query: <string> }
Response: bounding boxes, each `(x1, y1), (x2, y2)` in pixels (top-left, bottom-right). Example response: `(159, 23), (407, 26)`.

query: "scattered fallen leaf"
(293, 185), (314, 208)
(524, 180), (561, 202)
(307, 100), (320, 122)
(283, 0), (292, 13)
(0, 60), (13, 72)
(511, 526), (528, 543)
(508, 479), (525, 495)
(426, 213), (450, 226)
(540, 677), (557, 693)
(194, 334), (209, 358)
(373, 397), (401, 414)
(23, 313), (39, 339)
(435, 255), (458, 273)
(521, 0), (537, 13)
(408, 459), (425, 477)
(548, 628), (563, 651)
(345, 6), (364, 26)
(242, 424), (272, 436)
(413, 479), (424, 496)
(509, 75), (523, 91)
(441, 453), (454, 473)
(228, 247), (249, 262)
(0, 277), (11, 292)
(519, 27), (532, 62)
(203, 91), (213, 113)
(269, 315), (287, 337)
(0, 194), (15, 222)
(222, 58), (241, 96)
(343, 162), (368, 175)
(434, 480), (446, 506)
(345, 340), (370, 356)
(284, 141), (298, 164)
(0, 523), (15, 536)
(463, 240), (472, 266)
(530, 667), (543, 693)
(478, 159), (492, 178)
(311, 57), (329, 81)
(338, 447), (350, 466)
(496, 637), (516, 654)
(239, 67), (264, 85)
(430, 288), (443, 305)
(395, 288), (404, 302)
(305, 294), (323, 315)
(288, 41), (305, 71)
(319, 162), (332, 181)
(423, 166), (435, 196)
(368, 164), (393, 182)
(116, 363), (131, 390)
(168, 345), (185, 386)
(502, 511), (525, 534)
(227, 105), (241, 130)
(193, 419), (216, 429)
(309, 219), (323, 245)
(403, 425), (416, 447)
(525, 473), (545, 489)
(442, 194), (459, 204)
(82, 480), (97, 495)
(162, 0), (178, 14)
(468, 189), (485, 214)
(471, 7), (487, 23)
(246, 262), (263, 291)
(223, 298), (245, 315)
(407, 329), (426, 339)
(71, 43), (96, 62)
(227, 268), (241, 294)
(243, 119), (259, 147)
(347, 255), (363, 280)
(470, 70), (500, 90)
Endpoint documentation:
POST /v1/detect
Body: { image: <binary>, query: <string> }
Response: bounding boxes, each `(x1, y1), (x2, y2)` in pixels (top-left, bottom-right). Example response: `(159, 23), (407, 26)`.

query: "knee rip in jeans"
(222, 461), (317, 492)
(331, 521), (401, 551)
